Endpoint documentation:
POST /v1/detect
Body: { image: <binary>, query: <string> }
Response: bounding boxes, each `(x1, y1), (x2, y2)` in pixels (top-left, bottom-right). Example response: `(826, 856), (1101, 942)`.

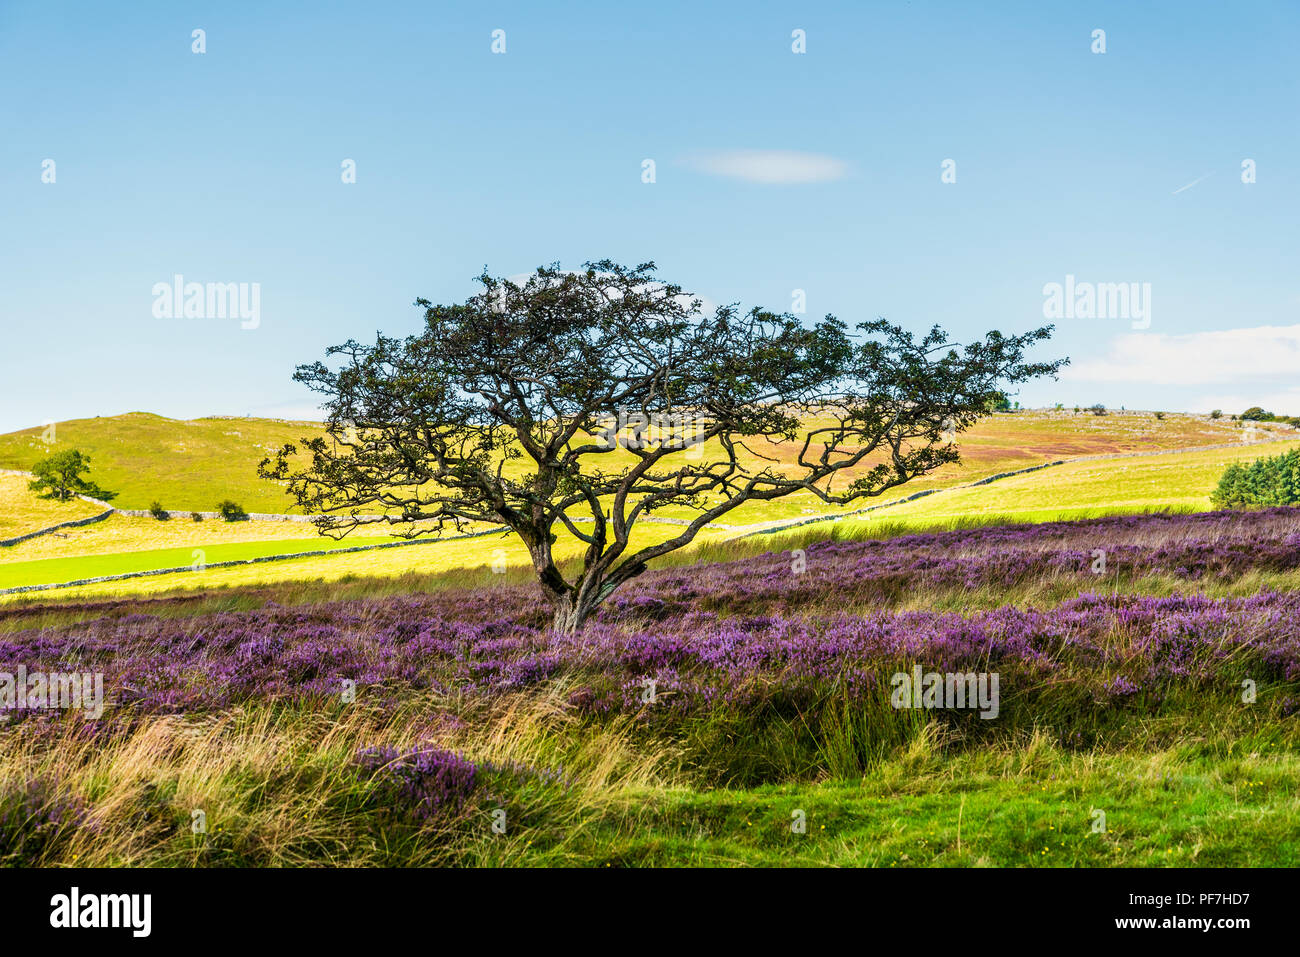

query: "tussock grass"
(0, 687), (683, 867)
(5, 691), (1295, 867)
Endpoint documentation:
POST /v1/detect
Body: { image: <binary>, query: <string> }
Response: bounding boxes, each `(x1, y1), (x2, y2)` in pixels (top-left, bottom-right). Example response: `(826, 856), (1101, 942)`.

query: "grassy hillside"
(0, 472), (106, 539)
(0, 413), (328, 513)
(849, 439), (1300, 525)
(3, 410), (1296, 600)
(0, 409), (1288, 518)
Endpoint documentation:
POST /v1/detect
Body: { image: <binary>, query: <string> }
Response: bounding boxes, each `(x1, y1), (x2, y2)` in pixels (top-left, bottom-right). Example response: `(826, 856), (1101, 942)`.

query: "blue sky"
(2, 0), (1297, 433)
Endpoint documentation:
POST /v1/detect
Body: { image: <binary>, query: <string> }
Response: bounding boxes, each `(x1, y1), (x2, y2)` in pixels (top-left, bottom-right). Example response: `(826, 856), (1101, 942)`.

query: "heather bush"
(354, 746), (479, 822)
(0, 778), (93, 865)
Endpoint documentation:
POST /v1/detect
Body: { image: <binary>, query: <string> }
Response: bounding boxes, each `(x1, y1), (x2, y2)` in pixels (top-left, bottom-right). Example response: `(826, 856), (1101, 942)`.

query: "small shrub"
(1154, 411), (1164, 421)
(1209, 409), (1222, 419)
(1089, 403), (1107, 416)
(148, 501), (169, 521)
(191, 512), (203, 522)
(216, 500), (249, 522)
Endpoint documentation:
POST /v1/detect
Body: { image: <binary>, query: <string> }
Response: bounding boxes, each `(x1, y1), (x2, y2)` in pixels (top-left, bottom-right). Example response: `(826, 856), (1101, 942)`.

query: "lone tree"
(261, 261), (1066, 632)
(28, 449), (115, 502)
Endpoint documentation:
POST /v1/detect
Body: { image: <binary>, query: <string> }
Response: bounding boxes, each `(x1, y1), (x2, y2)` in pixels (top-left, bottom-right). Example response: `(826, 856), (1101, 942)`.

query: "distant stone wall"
(0, 469), (117, 547)
(0, 526), (510, 596)
(0, 507), (115, 548)
(113, 509), (324, 522)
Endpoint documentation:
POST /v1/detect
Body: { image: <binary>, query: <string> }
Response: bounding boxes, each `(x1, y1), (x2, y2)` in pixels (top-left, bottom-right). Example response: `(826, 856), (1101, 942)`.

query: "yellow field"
(0, 520), (726, 603)
(3, 409), (1287, 522)
(4, 410), (1295, 603)
(0, 473), (106, 539)
(849, 439), (1300, 525)
(0, 511), (414, 563)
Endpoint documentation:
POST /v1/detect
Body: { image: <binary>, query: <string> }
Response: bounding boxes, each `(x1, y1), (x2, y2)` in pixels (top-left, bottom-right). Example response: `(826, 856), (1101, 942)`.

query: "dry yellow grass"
(0, 512), (412, 564)
(856, 438), (1300, 524)
(0, 473), (105, 540)
(3, 686), (679, 867)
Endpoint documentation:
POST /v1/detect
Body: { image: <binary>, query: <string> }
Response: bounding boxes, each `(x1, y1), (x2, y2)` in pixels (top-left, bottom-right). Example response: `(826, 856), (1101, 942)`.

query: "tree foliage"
(27, 449), (115, 503)
(261, 261), (1066, 631)
(1211, 449), (1300, 508)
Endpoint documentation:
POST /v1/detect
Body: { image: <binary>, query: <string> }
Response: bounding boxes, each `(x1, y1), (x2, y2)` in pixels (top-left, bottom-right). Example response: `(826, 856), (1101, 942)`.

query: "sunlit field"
(4, 410), (1296, 599)
(0, 473), (106, 540)
(3, 507), (1298, 866)
(2, 408), (1299, 868)
(846, 439), (1300, 525)
(0, 521), (724, 602)
(2, 409), (1289, 518)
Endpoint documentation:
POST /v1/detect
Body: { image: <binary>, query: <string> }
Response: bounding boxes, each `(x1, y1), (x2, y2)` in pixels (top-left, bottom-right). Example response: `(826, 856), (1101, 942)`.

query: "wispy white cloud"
(681, 149), (849, 184)
(1063, 323), (1300, 387)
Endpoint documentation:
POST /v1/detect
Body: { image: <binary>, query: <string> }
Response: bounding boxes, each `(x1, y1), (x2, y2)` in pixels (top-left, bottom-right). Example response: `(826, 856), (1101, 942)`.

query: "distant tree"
(1241, 406), (1274, 422)
(261, 260), (1067, 632)
(191, 512), (203, 522)
(1211, 449), (1300, 508)
(148, 501), (170, 520)
(27, 450), (115, 502)
(1210, 409), (1223, 419)
(1089, 403), (1107, 416)
(1154, 411), (1165, 421)
(987, 392), (1013, 412)
(217, 500), (249, 522)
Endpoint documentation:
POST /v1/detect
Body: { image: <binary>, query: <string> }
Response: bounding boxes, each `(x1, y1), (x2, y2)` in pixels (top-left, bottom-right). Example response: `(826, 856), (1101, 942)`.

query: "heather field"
(2, 507), (1297, 867)
(11, 1), (1300, 934)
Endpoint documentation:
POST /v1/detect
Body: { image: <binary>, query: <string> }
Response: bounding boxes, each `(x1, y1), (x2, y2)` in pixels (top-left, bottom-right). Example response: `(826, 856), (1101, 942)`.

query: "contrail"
(1172, 172), (1213, 195)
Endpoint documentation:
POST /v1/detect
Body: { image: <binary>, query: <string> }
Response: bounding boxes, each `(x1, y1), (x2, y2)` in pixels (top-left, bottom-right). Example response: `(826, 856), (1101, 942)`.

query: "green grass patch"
(0, 534), (415, 589)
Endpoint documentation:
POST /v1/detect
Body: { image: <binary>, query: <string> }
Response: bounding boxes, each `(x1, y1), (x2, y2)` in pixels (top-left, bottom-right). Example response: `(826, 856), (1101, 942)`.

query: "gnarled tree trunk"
(551, 590), (600, 634)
